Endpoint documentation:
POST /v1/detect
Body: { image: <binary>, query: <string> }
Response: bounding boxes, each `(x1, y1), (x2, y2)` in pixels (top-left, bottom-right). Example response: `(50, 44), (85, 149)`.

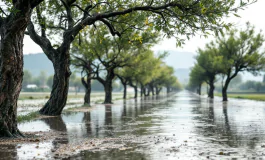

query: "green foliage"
(188, 64), (206, 90)
(216, 23), (265, 76)
(30, 0), (255, 47)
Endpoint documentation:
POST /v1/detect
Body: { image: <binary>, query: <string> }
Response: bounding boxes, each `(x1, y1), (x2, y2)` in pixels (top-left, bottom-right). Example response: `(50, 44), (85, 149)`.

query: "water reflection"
(3, 91), (265, 159)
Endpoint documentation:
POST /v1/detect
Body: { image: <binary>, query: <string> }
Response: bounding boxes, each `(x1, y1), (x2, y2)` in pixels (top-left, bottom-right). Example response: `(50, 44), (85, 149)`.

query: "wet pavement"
(2, 91), (265, 159)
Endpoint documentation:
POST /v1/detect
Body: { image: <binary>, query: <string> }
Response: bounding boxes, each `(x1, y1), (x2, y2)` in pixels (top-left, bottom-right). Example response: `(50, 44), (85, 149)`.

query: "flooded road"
(1, 91), (265, 159)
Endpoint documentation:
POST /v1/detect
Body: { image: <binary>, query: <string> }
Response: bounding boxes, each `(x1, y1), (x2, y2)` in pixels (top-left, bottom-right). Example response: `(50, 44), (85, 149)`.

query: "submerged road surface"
(1, 90), (265, 159)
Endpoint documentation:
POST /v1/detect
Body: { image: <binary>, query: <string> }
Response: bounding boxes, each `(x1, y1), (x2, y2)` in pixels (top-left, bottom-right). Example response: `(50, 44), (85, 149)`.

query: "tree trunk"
(144, 87), (150, 97)
(128, 80), (137, 99)
(39, 51), (71, 115)
(123, 83), (127, 99)
(104, 80), (112, 104)
(103, 82), (112, 104)
(82, 71), (91, 106)
(208, 79), (215, 99)
(197, 84), (201, 95)
(149, 83), (155, 96)
(133, 86), (138, 98)
(0, 0), (43, 137)
(140, 86), (144, 97)
(222, 78), (231, 102)
(84, 79), (91, 105)
(103, 71), (114, 104)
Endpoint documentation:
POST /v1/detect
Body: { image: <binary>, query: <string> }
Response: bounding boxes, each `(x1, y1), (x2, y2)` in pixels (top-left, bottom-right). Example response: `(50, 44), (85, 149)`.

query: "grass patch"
(215, 93), (265, 101)
(17, 112), (40, 123)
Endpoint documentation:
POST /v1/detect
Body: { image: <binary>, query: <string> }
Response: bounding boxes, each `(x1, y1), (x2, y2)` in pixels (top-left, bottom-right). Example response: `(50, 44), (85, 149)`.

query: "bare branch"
(100, 19), (121, 37)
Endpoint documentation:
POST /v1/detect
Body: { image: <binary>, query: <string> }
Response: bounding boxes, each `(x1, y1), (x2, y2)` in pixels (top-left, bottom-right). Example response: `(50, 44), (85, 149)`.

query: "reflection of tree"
(192, 99), (262, 149)
(41, 116), (68, 151)
(42, 116), (67, 132)
(208, 99), (214, 123)
(105, 105), (113, 135)
(122, 100), (127, 118)
(222, 102), (230, 133)
(82, 112), (92, 136)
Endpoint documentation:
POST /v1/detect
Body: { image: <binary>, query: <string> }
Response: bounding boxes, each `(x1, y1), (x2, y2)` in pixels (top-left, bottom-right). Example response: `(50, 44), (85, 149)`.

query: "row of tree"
(0, 0), (254, 137)
(71, 25), (181, 105)
(187, 23), (265, 101)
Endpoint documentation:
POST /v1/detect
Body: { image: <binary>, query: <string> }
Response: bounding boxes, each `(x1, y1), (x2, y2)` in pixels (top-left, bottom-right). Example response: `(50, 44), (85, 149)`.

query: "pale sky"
(23, 0), (265, 54)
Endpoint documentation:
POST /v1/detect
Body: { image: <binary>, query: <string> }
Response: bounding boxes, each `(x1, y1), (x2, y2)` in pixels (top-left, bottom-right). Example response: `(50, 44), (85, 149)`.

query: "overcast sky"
(24, 0), (265, 54)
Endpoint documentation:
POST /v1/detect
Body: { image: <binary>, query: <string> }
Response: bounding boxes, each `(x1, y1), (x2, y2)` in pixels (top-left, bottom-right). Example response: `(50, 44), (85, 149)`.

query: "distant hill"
(175, 68), (191, 85)
(24, 53), (54, 76)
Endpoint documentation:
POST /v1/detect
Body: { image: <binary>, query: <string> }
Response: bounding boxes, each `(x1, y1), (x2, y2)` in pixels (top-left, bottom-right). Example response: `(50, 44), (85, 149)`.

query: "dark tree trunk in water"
(82, 70), (91, 105)
(0, 0), (43, 137)
(133, 86), (138, 98)
(117, 75), (127, 100)
(197, 84), (201, 95)
(149, 83), (155, 96)
(208, 79), (215, 99)
(84, 78), (91, 105)
(104, 79), (113, 104)
(123, 84), (127, 99)
(39, 50), (71, 115)
(140, 85), (144, 97)
(222, 78), (232, 102)
(102, 70), (115, 104)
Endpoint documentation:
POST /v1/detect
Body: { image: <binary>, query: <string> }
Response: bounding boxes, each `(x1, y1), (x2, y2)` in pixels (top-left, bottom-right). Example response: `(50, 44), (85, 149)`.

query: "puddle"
(2, 91), (265, 159)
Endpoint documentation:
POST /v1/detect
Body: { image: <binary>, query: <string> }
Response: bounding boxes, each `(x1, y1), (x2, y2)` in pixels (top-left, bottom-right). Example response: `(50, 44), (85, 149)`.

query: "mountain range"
(23, 51), (195, 84)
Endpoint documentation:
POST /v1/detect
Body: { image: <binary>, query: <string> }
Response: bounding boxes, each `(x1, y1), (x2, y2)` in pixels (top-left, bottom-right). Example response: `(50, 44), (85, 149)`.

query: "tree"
(188, 64), (206, 95)
(0, 0), (43, 137)
(216, 23), (265, 101)
(27, 0), (254, 115)
(196, 45), (224, 98)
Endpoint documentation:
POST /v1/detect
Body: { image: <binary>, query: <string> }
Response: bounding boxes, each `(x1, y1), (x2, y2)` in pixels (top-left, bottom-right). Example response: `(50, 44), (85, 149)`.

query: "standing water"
(1, 90), (265, 159)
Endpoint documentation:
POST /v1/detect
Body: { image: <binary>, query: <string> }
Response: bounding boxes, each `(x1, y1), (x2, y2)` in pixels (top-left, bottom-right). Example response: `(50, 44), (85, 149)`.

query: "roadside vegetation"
(215, 93), (265, 101)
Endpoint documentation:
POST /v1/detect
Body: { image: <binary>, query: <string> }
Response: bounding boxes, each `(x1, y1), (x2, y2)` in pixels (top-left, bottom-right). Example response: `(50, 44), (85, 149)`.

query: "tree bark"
(123, 84), (127, 99)
(133, 86), (138, 98)
(0, 0), (43, 137)
(129, 81), (138, 99)
(82, 71), (92, 106)
(222, 77), (232, 101)
(149, 83), (155, 96)
(197, 84), (201, 95)
(39, 50), (71, 115)
(103, 70), (115, 104)
(84, 79), (91, 105)
(104, 79), (113, 104)
(117, 75), (127, 100)
(208, 78), (215, 99)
